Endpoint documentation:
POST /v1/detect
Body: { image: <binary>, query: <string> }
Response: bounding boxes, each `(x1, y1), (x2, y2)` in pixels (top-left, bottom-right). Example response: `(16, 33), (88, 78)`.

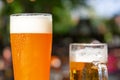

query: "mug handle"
(98, 63), (108, 80)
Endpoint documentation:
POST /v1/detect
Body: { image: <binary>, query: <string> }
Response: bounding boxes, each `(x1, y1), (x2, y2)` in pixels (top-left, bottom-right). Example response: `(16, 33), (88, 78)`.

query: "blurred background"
(0, 0), (120, 80)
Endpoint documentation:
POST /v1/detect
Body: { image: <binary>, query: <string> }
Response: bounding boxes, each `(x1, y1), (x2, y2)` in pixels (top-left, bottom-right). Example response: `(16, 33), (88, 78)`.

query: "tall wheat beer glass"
(10, 13), (52, 80)
(70, 43), (108, 80)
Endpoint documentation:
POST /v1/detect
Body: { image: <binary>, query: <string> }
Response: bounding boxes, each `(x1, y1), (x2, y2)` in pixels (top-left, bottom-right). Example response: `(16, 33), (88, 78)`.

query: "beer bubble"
(91, 40), (100, 44)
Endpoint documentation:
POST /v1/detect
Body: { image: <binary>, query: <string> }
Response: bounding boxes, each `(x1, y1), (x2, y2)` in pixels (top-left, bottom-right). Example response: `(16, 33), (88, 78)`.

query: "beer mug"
(70, 43), (108, 80)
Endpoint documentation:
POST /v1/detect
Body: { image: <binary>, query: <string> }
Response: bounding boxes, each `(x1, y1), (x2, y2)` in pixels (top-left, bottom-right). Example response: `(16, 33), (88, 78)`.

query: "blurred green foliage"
(1, 0), (119, 47)
(0, 0), (87, 45)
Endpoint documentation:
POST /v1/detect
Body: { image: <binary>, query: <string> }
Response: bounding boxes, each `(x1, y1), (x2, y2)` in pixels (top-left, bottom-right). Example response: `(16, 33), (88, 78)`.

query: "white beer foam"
(70, 44), (108, 63)
(10, 13), (52, 33)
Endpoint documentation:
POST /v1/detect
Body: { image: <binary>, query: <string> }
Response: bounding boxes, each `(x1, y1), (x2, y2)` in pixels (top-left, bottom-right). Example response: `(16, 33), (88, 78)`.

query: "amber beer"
(70, 44), (108, 80)
(10, 13), (52, 80)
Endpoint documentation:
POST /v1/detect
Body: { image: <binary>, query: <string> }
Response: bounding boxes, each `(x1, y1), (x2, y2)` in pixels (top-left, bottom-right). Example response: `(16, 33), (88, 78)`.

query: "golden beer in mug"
(10, 13), (52, 80)
(70, 44), (108, 80)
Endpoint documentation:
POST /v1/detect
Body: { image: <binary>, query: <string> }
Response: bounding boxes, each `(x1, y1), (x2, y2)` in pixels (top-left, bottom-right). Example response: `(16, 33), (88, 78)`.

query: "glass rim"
(70, 43), (107, 46)
(10, 13), (52, 17)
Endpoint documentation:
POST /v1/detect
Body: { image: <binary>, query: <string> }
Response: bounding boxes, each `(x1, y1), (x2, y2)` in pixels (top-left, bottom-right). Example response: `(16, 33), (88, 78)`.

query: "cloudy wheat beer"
(10, 13), (52, 80)
(70, 44), (108, 80)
